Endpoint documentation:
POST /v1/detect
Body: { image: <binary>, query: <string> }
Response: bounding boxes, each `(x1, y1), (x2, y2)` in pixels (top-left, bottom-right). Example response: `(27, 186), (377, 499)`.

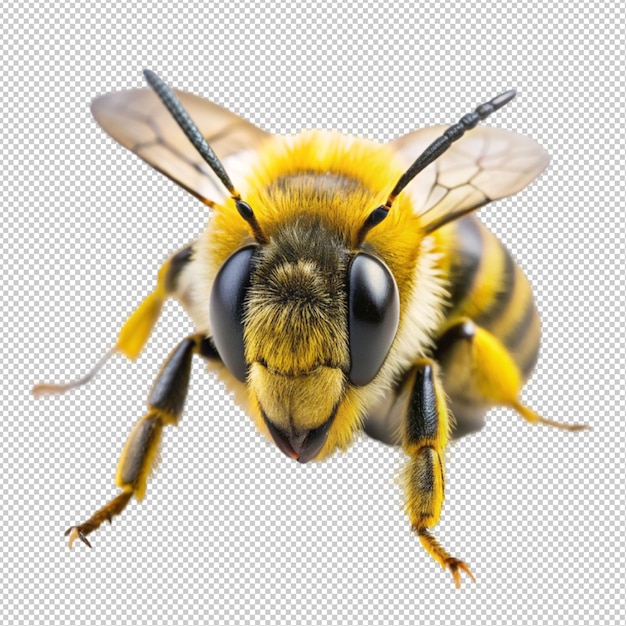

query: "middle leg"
(401, 358), (475, 588)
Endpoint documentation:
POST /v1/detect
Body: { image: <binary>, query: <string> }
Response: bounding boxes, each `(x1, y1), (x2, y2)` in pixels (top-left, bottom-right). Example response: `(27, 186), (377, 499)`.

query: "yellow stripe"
(489, 264), (532, 340)
(456, 228), (505, 321)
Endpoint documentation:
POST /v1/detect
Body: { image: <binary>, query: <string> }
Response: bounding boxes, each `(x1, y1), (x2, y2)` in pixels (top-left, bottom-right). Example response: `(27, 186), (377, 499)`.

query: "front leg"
(65, 334), (220, 548)
(401, 358), (475, 588)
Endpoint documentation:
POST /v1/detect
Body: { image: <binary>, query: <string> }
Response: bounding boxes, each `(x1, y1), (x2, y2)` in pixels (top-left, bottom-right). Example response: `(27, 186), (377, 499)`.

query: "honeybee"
(35, 70), (587, 588)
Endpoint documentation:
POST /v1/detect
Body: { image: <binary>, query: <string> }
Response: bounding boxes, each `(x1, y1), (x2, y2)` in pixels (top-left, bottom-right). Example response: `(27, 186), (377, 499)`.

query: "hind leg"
(435, 318), (588, 432)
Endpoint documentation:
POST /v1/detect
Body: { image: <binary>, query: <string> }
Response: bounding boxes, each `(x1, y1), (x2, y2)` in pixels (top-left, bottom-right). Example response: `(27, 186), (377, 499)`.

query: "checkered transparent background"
(3, 1), (624, 624)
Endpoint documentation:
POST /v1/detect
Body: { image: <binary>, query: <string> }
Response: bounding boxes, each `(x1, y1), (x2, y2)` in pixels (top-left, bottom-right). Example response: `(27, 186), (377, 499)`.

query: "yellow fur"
(115, 260), (170, 359)
(244, 259), (348, 374)
(403, 448), (445, 528)
(248, 363), (344, 432)
(470, 326), (522, 404)
(205, 131), (424, 308)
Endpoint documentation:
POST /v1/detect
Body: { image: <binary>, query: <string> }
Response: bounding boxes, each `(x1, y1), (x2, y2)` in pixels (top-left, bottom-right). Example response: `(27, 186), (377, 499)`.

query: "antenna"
(143, 70), (267, 244)
(356, 90), (516, 245)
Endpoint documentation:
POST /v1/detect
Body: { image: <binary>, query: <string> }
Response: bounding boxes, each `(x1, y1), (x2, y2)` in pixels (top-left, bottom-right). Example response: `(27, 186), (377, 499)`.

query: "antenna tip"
(493, 89), (517, 109)
(142, 69), (161, 87)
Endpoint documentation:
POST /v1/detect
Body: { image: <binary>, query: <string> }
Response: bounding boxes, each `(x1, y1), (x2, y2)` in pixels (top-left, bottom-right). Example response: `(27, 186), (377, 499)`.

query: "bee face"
(245, 217), (351, 378)
(209, 215), (400, 462)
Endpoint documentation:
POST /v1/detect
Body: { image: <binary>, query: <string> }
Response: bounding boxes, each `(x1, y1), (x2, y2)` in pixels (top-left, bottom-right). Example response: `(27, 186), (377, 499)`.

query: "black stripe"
(475, 242), (516, 327)
(445, 216), (483, 313)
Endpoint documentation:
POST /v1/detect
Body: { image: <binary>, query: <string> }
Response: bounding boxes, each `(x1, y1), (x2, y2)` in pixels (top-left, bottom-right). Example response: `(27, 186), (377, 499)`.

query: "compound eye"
(347, 253), (400, 386)
(209, 245), (258, 382)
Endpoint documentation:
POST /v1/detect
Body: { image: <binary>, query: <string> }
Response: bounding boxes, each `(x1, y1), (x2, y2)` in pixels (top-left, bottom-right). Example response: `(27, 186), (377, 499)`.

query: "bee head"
(209, 217), (399, 462)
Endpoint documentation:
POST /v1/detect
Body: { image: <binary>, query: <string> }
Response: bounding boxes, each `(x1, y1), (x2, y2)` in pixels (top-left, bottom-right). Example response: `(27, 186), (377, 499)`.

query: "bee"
(34, 70), (587, 588)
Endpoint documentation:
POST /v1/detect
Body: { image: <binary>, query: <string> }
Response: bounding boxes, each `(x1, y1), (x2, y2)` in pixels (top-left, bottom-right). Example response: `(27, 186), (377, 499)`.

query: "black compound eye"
(209, 245), (258, 382)
(347, 253), (400, 386)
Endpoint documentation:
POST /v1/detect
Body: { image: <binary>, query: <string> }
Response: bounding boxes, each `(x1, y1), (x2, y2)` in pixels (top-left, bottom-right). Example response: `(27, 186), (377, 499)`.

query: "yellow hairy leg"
(465, 323), (588, 431)
(115, 258), (171, 360)
(33, 249), (190, 396)
(402, 359), (475, 588)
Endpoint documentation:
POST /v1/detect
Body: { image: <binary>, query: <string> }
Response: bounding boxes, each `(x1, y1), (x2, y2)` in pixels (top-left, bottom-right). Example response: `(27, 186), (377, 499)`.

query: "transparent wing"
(389, 126), (550, 232)
(91, 88), (270, 205)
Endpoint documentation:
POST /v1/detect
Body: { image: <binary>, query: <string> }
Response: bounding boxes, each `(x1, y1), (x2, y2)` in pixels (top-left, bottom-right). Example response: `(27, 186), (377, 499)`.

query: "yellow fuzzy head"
(205, 130), (426, 462)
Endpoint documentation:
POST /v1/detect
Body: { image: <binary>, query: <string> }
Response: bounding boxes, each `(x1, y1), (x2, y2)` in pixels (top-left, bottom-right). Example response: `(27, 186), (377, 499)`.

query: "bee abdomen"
(439, 216), (540, 380)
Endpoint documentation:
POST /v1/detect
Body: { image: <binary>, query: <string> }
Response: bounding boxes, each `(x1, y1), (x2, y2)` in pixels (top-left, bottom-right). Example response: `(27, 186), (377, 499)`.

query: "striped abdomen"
(436, 215), (541, 381)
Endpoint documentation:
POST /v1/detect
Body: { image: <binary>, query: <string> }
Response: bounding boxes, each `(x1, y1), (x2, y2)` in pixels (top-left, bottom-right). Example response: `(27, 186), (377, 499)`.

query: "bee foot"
(445, 558), (476, 589)
(65, 526), (92, 549)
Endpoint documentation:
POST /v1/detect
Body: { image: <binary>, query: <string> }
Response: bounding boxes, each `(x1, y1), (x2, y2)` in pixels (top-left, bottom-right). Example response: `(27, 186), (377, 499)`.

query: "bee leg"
(402, 358), (476, 588)
(114, 244), (194, 361)
(437, 319), (588, 431)
(65, 333), (219, 548)
(33, 245), (194, 396)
